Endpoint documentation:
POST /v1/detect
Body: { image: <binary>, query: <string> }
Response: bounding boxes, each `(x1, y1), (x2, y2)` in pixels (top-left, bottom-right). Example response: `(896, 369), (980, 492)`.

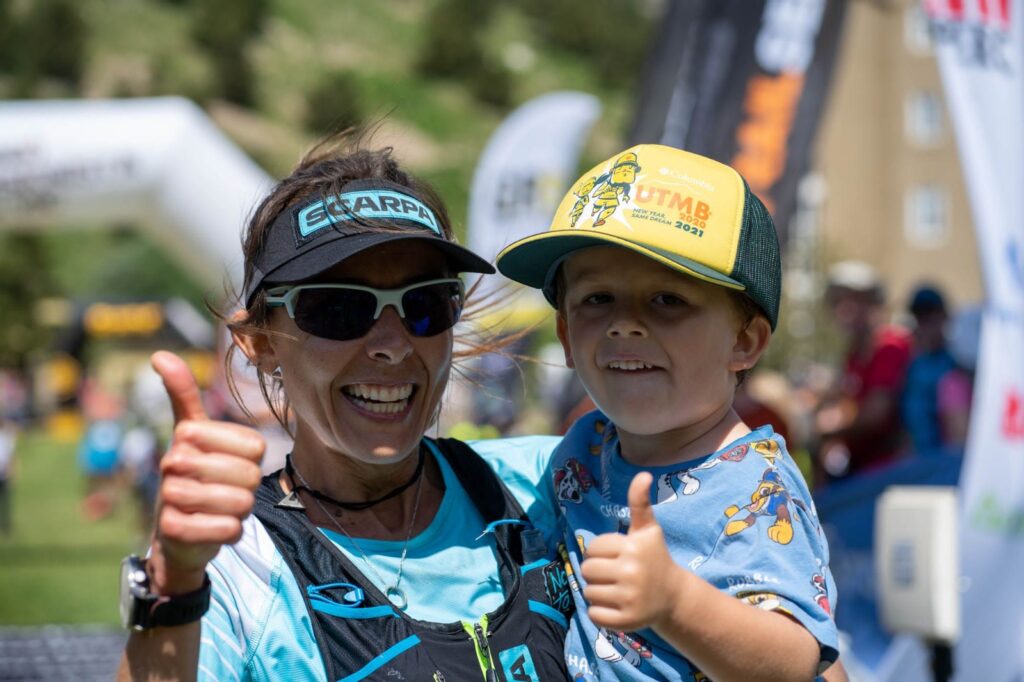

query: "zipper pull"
(474, 622), (498, 681)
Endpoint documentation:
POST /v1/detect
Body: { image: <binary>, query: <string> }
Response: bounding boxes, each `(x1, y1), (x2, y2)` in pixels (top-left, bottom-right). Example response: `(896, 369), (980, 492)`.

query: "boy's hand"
(147, 351), (265, 596)
(580, 472), (688, 632)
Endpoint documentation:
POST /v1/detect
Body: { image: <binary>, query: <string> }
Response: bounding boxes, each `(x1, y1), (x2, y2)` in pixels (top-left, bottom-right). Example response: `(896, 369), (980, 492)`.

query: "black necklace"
(286, 446), (426, 512)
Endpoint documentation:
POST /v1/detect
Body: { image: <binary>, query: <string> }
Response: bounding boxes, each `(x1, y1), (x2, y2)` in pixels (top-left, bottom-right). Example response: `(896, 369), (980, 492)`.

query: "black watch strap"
(123, 555), (212, 630)
(141, 575), (212, 629)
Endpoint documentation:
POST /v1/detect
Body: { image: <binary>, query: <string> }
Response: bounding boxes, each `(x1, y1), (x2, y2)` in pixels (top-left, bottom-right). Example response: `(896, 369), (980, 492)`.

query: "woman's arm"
(118, 353), (264, 682)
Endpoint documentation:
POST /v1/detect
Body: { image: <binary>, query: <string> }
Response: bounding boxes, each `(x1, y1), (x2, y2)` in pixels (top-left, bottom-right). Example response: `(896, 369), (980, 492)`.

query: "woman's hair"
(221, 131), (523, 432)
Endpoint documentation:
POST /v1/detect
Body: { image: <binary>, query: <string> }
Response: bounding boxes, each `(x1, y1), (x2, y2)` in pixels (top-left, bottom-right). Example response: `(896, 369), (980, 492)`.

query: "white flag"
(926, 1), (1024, 679)
(466, 91), (600, 321)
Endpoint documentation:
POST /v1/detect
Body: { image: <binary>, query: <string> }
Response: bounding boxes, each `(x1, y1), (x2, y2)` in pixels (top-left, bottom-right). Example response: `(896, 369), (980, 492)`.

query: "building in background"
(814, 0), (982, 310)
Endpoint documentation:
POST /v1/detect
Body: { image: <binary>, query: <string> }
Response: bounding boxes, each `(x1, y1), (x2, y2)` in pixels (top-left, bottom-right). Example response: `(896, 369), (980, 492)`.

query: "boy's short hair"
(495, 144), (782, 330)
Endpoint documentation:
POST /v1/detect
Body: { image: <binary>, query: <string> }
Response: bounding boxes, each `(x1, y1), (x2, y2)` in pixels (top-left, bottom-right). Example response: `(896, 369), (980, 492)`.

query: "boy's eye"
(652, 293), (687, 306)
(581, 292), (613, 306)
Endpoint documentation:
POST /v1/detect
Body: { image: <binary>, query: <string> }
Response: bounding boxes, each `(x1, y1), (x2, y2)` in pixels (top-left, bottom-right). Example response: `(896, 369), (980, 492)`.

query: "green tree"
(521, 0), (651, 88)
(416, 0), (492, 79)
(191, 0), (268, 105)
(416, 0), (511, 107)
(0, 0), (13, 72)
(16, 0), (87, 87)
(306, 70), (364, 135)
(0, 234), (57, 368)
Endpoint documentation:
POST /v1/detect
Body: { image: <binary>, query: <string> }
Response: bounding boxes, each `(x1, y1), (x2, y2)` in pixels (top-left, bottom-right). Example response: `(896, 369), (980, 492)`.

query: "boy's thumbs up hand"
(626, 471), (657, 531)
(147, 351), (266, 596)
(580, 472), (688, 632)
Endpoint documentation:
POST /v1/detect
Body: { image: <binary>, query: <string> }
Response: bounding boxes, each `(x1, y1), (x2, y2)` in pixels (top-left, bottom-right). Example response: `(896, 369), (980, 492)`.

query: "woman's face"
(260, 241), (455, 466)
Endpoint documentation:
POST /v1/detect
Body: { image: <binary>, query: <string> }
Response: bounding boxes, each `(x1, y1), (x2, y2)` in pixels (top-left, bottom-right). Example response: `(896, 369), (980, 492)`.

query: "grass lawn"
(0, 430), (146, 626)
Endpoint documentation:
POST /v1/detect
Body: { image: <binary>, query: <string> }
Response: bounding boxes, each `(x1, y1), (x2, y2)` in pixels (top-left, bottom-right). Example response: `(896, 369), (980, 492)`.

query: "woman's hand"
(147, 351), (265, 595)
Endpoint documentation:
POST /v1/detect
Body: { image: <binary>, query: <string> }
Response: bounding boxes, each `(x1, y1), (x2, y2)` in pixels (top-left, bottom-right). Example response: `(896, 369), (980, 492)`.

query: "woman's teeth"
(608, 360), (654, 371)
(343, 384), (414, 413)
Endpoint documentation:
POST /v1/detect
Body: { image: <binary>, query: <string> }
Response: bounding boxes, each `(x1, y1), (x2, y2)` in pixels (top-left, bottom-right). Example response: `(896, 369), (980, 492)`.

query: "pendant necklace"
(291, 455), (424, 611)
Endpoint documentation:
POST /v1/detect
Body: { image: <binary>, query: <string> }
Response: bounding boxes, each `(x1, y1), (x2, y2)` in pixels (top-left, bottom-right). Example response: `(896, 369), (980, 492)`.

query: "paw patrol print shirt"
(553, 410), (839, 681)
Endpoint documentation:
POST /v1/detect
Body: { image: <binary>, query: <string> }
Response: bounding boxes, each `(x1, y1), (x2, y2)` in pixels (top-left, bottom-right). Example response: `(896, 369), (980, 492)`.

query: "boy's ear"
(729, 315), (772, 373)
(230, 309), (278, 375)
(555, 313), (575, 369)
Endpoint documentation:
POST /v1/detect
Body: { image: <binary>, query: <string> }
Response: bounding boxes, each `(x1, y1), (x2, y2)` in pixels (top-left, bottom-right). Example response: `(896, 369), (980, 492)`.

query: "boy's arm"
(582, 473), (825, 682)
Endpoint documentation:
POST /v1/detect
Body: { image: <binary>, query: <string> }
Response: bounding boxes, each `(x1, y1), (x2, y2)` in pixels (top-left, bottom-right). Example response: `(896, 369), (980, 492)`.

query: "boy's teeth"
(344, 384), (414, 402)
(608, 360), (654, 371)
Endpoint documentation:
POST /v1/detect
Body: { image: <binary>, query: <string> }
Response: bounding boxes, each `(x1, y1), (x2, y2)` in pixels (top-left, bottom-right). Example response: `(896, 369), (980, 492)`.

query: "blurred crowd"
(807, 261), (976, 487)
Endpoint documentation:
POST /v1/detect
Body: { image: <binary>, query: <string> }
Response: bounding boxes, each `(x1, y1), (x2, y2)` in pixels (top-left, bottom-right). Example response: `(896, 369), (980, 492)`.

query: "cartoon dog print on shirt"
(723, 467), (808, 545)
(554, 458), (596, 504)
(594, 629), (653, 667)
(811, 573), (831, 615)
(655, 444), (750, 503)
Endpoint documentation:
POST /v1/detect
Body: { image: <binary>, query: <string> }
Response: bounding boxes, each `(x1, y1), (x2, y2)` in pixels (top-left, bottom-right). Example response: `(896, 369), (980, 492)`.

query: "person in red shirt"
(815, 261), (912, 481)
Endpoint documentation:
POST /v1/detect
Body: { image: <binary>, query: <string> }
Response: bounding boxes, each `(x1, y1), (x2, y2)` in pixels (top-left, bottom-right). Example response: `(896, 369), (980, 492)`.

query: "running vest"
(252, 438), (571, 682)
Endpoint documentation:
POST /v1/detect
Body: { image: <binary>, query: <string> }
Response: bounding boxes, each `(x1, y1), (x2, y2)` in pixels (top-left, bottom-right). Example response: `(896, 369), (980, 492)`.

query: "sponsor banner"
(628, 0), (847, 239)
(924, 0), (1024, 679)
(467, 91), (600, 318)
(954, 311), (1024, 680)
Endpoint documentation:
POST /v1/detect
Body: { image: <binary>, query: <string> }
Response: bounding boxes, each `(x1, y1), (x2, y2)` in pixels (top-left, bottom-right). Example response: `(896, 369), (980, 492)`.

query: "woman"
(118, 139), (570, 681)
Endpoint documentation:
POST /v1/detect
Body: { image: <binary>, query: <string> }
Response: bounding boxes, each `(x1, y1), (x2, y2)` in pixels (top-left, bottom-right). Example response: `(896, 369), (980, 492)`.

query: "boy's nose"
(606, 316), (648, 338)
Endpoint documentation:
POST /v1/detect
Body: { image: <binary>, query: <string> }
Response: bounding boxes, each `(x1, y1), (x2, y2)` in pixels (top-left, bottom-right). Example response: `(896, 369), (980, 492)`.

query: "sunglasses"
(265, 278), (464, 341)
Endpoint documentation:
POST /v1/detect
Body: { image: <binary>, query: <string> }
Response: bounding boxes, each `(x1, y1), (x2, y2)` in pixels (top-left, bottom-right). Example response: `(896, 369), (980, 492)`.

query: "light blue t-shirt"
(555, 410), (839, 681)
(197, 436), (560, 681)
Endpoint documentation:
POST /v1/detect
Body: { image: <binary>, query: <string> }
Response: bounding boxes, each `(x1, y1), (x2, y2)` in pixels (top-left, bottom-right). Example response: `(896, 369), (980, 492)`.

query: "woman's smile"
(341, 382), (417, 418)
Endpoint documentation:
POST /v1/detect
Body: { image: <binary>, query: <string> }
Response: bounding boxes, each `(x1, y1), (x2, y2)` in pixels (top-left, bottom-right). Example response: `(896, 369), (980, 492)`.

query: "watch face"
(120, 556), (147, 630)
(119, 557), (134, 629)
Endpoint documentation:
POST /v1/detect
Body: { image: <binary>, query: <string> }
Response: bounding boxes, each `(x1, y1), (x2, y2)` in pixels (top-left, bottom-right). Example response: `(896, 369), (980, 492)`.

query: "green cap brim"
(496, 230), (745, 307)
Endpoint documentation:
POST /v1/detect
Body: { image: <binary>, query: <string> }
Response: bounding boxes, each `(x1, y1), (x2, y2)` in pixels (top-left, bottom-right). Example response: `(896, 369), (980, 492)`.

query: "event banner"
(466, 91), (600, 317)
(0, 98), (270, 289)
(628, 0), (846, 239)
(924, 0), (1024, 679)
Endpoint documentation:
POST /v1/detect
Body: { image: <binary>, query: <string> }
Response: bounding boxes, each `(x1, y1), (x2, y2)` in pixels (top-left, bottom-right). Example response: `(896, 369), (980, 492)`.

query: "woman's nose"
(364, 306), (413, 364)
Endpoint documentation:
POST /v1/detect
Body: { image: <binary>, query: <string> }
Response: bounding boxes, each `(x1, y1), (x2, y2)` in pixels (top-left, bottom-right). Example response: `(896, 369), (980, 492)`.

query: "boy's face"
(557, 246), (760, 440)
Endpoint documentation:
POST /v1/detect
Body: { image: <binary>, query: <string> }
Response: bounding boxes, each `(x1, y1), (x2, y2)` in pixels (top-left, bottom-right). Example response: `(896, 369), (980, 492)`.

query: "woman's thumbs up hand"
(147, 351), (265, 595)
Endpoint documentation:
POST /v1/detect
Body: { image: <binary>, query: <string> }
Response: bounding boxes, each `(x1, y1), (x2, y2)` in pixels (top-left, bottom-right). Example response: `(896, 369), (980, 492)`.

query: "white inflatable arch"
(0, 97), (273, 292)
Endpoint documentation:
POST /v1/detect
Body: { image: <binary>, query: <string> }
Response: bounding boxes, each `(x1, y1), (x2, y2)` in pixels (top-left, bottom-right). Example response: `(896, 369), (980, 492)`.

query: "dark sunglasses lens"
(401, 282), (463, 337)
(292, 288), (377, 340)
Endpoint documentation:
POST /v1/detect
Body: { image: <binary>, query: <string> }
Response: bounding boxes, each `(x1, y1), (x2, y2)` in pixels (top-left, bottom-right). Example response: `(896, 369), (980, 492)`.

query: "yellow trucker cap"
(495, 144), (782, 329)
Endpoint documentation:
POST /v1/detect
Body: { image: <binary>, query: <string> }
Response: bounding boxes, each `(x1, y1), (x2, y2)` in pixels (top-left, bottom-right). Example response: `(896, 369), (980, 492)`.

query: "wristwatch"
(120, 555), (211, 630)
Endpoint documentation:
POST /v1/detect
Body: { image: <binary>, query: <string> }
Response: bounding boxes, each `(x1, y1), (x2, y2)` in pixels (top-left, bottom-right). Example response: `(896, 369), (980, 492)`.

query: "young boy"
(497, 145), (839, 681)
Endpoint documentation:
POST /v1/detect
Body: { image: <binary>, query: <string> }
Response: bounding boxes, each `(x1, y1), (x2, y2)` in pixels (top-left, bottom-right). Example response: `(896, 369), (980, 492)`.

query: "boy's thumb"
(151, 350), (208, 424)
(627, 472), (657, 532)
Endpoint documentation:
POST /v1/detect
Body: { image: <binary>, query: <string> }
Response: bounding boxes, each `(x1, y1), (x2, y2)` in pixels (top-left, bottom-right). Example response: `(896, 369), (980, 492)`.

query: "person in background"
(901, 285), (972, 453)
(118, 409), (162, 536)
(814, 261), (911, 481)
(0, 416), (18, 536)
(78, 381), (125, 520)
